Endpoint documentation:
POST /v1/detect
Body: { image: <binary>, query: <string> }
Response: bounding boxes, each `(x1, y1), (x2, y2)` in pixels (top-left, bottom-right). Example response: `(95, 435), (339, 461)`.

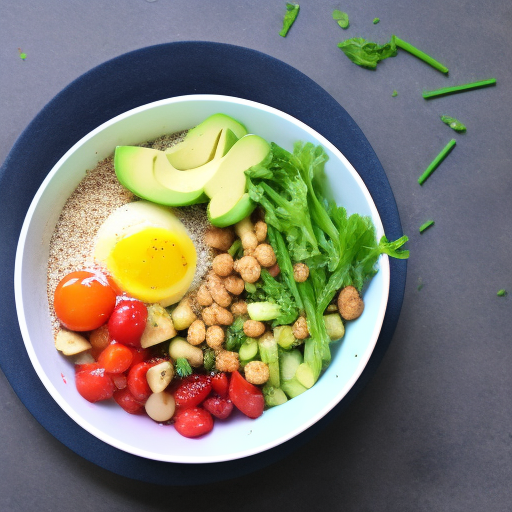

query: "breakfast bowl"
(14, 94), (390, 464)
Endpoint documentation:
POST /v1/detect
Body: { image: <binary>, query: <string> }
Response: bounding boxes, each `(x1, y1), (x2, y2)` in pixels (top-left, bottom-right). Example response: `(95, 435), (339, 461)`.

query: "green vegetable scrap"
(18, 48), (27, 60)
(423, 78), (496, 99)
(497, 289), (507, 297)
(332, 10), (350, 29)
(337, 36), (397, 69)
(279, 3), (300, 37)
(338, 35), (448, 73)
(419, 220), (435, 233)
(417, 278), (424, 291)
(418, 139), (456, 185)
(392, 90), (398, 97)
(246, 142), (409, 386)
(440, 115), (466, 133)
(373, 18), (380, 24)
(225, 316), (247, 351)
(175, 357), (192, 378)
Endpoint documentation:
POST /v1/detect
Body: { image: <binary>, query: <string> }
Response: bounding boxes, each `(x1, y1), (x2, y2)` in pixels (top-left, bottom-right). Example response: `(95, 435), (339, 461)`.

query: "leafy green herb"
(373, 18), (380, 24)
(332, 10), (349, 29)
(419, 220), (435, 233)
(18, 48), (27, 60)
(497, 289), (507, 297)
(440, 115), (466, 133)
(423, 78), (497, 99)
(279, 3), (300, 37)
(337, 36), (397, 69)
(203, 349), (216, 371)
(247, 142), (409, 385)
(392, 90), (398, 97)
(175, 357), (192, 378)
(227, 238), (242, 257)
(393, 36), (448, 73)
(418, 139), (456, 185)
(225, 316), (247, 351)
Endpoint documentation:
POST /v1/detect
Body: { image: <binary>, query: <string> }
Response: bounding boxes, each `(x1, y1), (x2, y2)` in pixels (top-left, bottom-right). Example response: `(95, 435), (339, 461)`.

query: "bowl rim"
(14, 94), (390, 463)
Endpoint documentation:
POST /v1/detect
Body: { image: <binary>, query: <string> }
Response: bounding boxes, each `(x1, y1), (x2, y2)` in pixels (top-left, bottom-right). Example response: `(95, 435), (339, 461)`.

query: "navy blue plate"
(0, 42), (406, 485)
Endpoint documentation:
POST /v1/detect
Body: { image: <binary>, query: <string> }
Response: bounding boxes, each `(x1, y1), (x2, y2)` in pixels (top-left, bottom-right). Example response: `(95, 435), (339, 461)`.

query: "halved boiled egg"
(93, 201), (197, 307)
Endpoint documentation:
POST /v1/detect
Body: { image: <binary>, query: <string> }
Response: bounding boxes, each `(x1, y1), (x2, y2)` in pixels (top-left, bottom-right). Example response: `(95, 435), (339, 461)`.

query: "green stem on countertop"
(423, 78), (496, 99)
(418, 139), (456, 185)
(394, 36), (449, 74)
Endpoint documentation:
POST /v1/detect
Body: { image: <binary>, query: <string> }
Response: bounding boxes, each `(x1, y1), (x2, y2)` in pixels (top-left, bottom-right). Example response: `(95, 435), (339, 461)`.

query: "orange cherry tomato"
(54, 271), (116, 331)
(97, 343), (133, 374)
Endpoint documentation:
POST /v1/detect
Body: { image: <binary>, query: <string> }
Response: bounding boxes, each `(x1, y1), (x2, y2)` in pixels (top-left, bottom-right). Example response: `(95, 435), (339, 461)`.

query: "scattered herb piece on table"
(418, 139), (456, 185)
(497, 289), (507, 297)
(423, 78), (496, 99)
(373, 18), (380, 24)
(440, 115), (466, 133)
(333, 10), (350, 29)
(417, 278), (424, 291)
(279, 2), (300, 37)
(337, 36), (397, 69)
(419, 220), (435, 233)
(392, 90), (398, 97)
(393, 36), (448, 74)
(18, 48), (27, 60)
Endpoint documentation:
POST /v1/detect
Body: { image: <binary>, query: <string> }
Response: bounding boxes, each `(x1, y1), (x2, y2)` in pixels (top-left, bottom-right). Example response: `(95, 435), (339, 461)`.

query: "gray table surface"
(1, 0), (511, 510)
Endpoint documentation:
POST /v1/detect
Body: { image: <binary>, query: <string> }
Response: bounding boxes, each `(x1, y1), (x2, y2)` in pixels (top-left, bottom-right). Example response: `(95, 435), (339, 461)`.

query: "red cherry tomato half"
(108, 299), (148, 348)
(127, 361), (158, 403)
(110, 373), (127, 390)
(75, 363), (115, 403)
(173, 407), (214, 438)
(228, 370), (264, 419)
(97, 343), (133, 374)
(203, 396), (233, 420)
(127, 347), (150, 368)
(113, 388), (144, 414)
(174, 374), (212, 409)
(210, 372), (229, 398)
(54, 271), (116, 331)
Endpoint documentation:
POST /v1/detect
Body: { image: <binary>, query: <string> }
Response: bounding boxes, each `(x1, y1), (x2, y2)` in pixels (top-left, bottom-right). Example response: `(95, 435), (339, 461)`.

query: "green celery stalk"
(258, 332), (280, 388)
(418, 139), (456, 185)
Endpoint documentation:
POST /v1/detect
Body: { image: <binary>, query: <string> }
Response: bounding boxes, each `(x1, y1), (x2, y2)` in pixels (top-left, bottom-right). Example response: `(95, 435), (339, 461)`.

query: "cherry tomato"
(173, 407), (214, 438)
(127, 361), (158, 403)
(127, 347), (150, 368)
(75, 363), (115, 403)
(54, 271), (116, 331)
(108, 299), (147, 348)
(203, 396), (233, 420)
(113, 387), (144, 414)
(210, 372), (229, 398)
(228, 370), (264, 419)
(110, 373), (127, 390)
(174, 374), (212, 409)
(97, 343), (133, 373)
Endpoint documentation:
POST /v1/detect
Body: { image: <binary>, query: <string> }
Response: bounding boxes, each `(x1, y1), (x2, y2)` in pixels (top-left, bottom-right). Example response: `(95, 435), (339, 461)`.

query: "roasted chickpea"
(187, 319), (206, 346)
(253, 243), (277, 268)
(206, 272), (232, 308)
(202, 303), (233, 326)
(215, 350), (240, 373)
(254, 220), (268, 243)
(204, 226), (235, 251)
(196, 284), (213, 306)
(223, 275), (245, 295)
(337, 286), (364, 320)
(206, 325), (225, 349)
(292, 316), (309, 340)
(244, 361), (270, 385)
(212, 253), (234, 277)
(243, 320), (266, 338)
(234, 256), (261, 283)
(230, 300), (248, 316)
(293, 262), (309, 283)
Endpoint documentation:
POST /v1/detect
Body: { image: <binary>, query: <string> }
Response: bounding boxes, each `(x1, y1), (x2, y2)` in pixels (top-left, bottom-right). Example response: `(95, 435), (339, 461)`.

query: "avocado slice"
(204, 134), (271, 226)
(165, 113), (247, 170)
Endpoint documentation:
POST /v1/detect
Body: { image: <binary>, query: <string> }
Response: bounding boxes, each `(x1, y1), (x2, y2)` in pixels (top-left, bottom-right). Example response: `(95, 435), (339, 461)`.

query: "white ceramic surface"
(14, 95), (389, 463)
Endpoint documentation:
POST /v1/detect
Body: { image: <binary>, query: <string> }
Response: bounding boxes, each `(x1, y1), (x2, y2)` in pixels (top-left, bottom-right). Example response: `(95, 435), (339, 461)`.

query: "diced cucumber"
(239, 337), (259, 363)
(279, 349), (303, 382)
(263, 385), (288, 407)
(295, 362), (316, 389)
(273, 325), (296, 349)
(258, 332), (280, 388)
(281, 377), (308, 398)
(323, 313), (345, 341)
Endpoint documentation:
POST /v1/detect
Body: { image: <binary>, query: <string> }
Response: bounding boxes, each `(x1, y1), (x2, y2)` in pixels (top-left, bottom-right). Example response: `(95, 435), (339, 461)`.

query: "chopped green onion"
(419, 220), (435, 233)
(423, 78), (496, 99)
(394, 36), (448, 74)
(392, 90), (398, 97)
(497, 289), (507, 297)
(227, 239), (242, 257)
(373, 18), (380, 24)
(279, 3), (300, 37)
(418, 139), (456, 186)
(332, 10), (349, 29)
(440, 115), (466, 133)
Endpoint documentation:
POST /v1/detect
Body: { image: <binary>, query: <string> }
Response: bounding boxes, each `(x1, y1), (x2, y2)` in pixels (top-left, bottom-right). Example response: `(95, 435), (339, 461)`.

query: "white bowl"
(14, 94), (389, 463)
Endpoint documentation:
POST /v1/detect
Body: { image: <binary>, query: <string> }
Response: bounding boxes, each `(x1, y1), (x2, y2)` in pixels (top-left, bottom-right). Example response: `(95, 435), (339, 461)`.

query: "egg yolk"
(106, 227), (196, 305)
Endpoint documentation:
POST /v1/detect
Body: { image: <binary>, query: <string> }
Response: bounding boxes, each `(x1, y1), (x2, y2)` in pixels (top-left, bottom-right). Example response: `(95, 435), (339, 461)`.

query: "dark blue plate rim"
(0, 41), (406, 486)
